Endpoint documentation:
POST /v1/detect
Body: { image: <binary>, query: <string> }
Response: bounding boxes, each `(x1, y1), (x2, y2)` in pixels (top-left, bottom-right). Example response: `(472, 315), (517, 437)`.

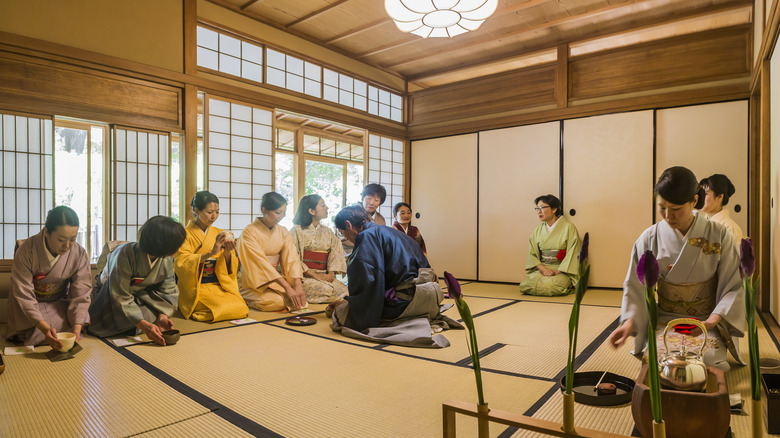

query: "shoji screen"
(656, 101), (749, 234)
(564, 111), (654, 288)
(367, 134), (404, 220)
(0, 113), (54, 258)
(411, 134), (477, 279)
(113, 128), (170, 241)
(478, 122), (560, 283)
(206, 96), (273, 237)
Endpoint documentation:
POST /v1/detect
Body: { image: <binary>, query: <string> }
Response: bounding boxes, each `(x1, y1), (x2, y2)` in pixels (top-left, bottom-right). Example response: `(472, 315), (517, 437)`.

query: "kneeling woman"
(175, 191), (249, 322)
(6, 206), (92, 349)
(290, 194), (348, 303)
(88, 216), (186, 346)
(237, 192), (307, 311)
(608, 166), (744, 371)
(519, 194), (581, 296)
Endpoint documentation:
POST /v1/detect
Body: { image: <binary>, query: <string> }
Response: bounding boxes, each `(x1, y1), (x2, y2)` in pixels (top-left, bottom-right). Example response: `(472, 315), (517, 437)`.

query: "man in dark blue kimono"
(329, 206), (460, 348)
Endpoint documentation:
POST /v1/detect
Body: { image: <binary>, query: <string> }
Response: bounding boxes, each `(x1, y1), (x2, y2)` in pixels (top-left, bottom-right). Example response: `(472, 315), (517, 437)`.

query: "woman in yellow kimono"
(175, 191), (249, 322)
(519, 194), (581, 296)
(290, 194), (348, 303)
(237, 192), (307, 311)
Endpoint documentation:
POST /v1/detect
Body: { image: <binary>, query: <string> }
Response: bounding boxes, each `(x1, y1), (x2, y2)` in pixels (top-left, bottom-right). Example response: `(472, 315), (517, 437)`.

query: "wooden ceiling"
(207, 0), (753, 89)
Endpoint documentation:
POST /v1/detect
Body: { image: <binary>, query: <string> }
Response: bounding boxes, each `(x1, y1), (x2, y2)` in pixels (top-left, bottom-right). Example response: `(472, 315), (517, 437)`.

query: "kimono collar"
(709, 209), (730, 222)
(546, 216), (561, 233)
(39, 231), (61, 266)
(671, 214), (700, 241)
(186, 220), (209, 237)
(394, 221), (409, 233)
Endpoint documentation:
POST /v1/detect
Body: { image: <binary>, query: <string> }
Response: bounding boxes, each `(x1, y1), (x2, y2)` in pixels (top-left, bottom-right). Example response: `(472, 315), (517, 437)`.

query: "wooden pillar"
(556, 44), (569, 109)
(182, 0), (198, 220)
(759, 60), (771, 310)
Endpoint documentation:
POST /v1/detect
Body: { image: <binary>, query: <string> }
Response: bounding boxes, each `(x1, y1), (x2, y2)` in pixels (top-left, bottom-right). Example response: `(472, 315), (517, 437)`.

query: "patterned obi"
(657, 275), (718, 318)
(540, 249), (566, 266)
(33, 274), (67, 302)
(302, 250), (328, 271)
(200, 258), (218, 284)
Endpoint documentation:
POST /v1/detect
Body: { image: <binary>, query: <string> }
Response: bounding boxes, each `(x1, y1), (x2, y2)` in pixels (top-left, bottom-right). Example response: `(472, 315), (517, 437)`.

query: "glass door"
(305, 158), (345, 226)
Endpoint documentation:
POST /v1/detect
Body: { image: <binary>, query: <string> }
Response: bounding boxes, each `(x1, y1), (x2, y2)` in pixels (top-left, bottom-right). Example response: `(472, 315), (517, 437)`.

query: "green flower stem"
(456, 299), (485, 406)
(566, 263), (590, 395)
(645, 286), (662, 424)
(744, 276), (761, 401)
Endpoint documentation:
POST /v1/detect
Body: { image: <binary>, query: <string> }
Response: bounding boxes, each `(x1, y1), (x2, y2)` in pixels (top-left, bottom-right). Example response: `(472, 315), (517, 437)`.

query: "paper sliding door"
(563, 111), (654, 288)
(656, 101), (749, 234)
(478, 122), (560, 283)
(411, 134), (478, 279)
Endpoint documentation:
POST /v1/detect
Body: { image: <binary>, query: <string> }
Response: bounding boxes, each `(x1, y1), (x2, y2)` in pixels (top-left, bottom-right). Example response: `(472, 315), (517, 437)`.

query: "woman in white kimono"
(237, 192), (307, 312)
(88, 216), (186, 346)
(609, 166), (744, 371)
(519, 194), (581, 296)
(175, 191), (248, 322)
(699, 174), (744, 244)
(290, 194), (348, 303)
(6, 206), (92, 350)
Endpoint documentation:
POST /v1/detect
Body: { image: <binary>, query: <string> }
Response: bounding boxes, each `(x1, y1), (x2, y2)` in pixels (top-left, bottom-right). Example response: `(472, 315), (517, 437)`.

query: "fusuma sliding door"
(563, 111), (654, 288)
(411, 134), (478, 279)
(478, 122), (560, 283)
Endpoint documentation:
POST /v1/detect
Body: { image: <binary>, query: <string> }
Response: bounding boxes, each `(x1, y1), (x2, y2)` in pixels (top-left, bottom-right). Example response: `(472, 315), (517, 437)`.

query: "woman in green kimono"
(519, 194), (581, 296)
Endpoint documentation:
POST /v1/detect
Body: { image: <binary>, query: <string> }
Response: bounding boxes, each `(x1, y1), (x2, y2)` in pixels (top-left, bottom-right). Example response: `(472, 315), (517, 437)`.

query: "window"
(0, 113), (54, 258)
(266, 49), (321, 98)
(367, 134), (404, 219)
(205, 96), (273, 237)
(368, 86), (403, 123)
(197, 26), (263, 83)
(55, 121), (107, 261)
(113, 127), (171, 243)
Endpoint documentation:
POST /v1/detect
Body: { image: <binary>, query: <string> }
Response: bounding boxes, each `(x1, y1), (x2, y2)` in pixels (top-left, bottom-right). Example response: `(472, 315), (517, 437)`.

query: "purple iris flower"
(578, 232), (589, 263)
(739, 238), (755, 279)
(636, 250), (659, 288)
(443, 271), (461, 301)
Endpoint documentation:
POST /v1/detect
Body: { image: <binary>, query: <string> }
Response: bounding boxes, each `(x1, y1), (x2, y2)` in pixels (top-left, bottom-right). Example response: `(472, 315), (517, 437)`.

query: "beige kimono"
(237, 218), (304, 311)
(290, 223), (348, 303)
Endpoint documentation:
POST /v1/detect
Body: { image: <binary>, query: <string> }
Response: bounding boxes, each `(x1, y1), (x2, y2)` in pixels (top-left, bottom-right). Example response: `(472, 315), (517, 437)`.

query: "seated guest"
(175, 191), (249, 322)
(6, 206), (91, 350)
(89, 216), (186, 346)
(699, 174), (743, 244)
(519, 194), (581, 296)
(608, 166), (744, 370)
(290, 194), (348, 304)
(329, 206), (460, 348)
(392, 202), (427, 255)
(237, 192), (307, 312)
(340, 183), (388, 257)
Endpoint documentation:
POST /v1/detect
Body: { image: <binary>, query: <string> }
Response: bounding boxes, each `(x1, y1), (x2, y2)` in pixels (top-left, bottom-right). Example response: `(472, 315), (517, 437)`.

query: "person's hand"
(156, 314), (174, 331)
(608, 319), (633, 348)
(538, 265), (555, 277)
(324, 271), (336, 283)
(209, 234), (226, 256)
(222, 238), (236, 253)
(687, 314), (721, 337)
(72, 324), (83, 342)
(553, 270), (562, 275)
(137, 320), (166, 346)
(37, 321), (63, 350)
(325, 300), (347, 318)
(286, 284), (308, 310)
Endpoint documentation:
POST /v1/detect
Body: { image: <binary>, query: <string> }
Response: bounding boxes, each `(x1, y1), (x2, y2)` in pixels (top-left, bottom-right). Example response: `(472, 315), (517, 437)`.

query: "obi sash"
(540, 248), (566, 265)
(657, 276), (718, 318)
(200, 258), (219, 284)
(302, 250), (328, 270)
(33, 274), (67, 302)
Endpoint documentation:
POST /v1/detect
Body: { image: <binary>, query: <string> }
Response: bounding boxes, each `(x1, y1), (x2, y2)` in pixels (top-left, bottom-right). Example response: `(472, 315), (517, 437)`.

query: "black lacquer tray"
(559, 371), (635, 406)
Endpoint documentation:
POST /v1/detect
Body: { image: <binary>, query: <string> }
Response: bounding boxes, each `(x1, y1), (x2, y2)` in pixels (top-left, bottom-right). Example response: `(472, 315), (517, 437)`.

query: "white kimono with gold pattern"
(621, 214), (744, 370)
(290, 224), (348, 303)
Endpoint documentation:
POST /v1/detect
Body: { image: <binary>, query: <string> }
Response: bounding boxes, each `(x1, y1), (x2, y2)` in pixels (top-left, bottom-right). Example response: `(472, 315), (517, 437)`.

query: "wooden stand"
(563, 392), (575, 433)
(443, 400), (632, 438)
(751, 398), (764, 438)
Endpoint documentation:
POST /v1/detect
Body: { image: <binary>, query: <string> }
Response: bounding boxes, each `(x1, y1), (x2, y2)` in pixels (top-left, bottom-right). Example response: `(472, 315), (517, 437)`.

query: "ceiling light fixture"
(385, 0), (498, 38)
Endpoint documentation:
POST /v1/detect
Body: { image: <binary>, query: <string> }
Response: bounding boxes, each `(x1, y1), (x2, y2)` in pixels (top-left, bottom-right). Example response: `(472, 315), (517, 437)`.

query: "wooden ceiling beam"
(239, 0), (261, 11)
(406, 0), (752, 84)
(286, 0), (354, 29)
(325, 18), (390, 45)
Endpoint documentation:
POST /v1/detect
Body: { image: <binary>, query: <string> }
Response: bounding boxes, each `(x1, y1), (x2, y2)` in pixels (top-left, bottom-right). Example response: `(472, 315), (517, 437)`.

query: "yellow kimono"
(237, 218), (304, 311)
(175, 222), (248, 322)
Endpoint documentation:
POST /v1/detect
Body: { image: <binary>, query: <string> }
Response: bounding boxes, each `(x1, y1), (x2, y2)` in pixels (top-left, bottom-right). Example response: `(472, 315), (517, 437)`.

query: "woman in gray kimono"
(6, 206), (92, 350)
(88, 216), (186, 346)
(608, 166), (744, 371)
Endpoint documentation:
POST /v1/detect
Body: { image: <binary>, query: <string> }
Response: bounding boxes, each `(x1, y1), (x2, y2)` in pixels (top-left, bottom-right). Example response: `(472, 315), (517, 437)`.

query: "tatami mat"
(0, 336), (210, 437)
(128, 322), (554, 438)
(131, 412), (254, 438)
(454, 282), (623, 308)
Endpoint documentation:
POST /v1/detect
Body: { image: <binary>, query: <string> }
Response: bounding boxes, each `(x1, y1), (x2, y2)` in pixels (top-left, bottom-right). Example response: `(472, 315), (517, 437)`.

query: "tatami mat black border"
(101, 338), (284, 438)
